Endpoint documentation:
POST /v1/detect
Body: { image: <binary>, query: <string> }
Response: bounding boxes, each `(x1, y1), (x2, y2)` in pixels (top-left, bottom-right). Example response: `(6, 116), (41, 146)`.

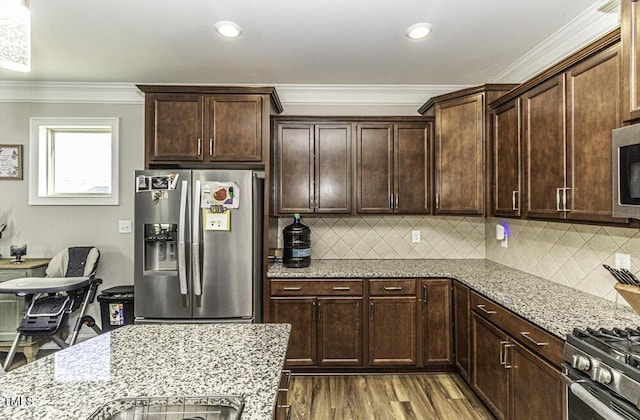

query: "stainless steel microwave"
(613, 124), (640, 219)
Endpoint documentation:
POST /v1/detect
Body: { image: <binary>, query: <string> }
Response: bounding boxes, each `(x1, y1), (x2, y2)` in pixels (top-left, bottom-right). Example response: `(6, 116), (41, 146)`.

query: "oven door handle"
(562, 374), (627, 420)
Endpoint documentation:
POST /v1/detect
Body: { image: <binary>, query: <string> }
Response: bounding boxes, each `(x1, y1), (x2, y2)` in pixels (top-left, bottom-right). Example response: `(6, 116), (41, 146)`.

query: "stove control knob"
(572, 354), (591, 371)
(592, 366), (612, 384)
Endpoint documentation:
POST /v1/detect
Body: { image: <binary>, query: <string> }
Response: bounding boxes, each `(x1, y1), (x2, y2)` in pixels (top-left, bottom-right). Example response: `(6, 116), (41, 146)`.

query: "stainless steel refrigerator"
(134, 169), (263, 323)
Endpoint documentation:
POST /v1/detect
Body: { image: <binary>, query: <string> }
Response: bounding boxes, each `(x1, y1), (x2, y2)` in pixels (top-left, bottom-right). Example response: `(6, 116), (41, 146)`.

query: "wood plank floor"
(286, 373), (494, 420)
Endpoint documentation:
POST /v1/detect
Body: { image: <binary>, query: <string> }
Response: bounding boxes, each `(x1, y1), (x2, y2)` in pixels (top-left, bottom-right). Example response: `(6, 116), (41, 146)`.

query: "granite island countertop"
(0, 323), (290, 420)
(268, 259), (640, 339)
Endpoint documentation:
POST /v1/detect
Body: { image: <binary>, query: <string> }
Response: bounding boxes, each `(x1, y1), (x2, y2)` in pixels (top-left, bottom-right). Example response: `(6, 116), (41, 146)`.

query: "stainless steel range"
(563, 327), (640, 420)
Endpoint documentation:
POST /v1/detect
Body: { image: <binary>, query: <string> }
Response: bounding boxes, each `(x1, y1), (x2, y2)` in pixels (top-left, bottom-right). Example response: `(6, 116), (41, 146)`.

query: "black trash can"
(97, 285), (134, 332)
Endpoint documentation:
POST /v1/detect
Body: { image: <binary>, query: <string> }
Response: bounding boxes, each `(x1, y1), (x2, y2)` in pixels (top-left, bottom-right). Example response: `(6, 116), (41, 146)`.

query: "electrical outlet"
(118, 220), (132, 234)
(615, 252), (631, 270)
(412, 230), (421, 243)
(501, 236), (508, 248)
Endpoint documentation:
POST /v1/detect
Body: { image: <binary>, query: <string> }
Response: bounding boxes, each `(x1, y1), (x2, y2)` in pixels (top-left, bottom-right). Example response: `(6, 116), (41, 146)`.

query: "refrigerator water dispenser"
(144, 223), (178, 272)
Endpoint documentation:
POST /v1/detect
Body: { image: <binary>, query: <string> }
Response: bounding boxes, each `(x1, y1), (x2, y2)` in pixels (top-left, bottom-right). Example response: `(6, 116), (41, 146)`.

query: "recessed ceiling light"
(405, 23), (432, 40)
(215, 21), (242, 39)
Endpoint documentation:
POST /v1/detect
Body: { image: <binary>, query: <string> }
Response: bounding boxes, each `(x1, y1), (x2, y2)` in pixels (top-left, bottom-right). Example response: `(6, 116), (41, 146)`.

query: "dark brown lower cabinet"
(270, 297), (316, 366)
(317, 298), (363, 366)
(421, 279), (452, 365)
(472, 313), (509, 420)
(471, 312), (563, 420)
(270, 296), (363, 367)
(368, 297), (417, 366)
(453, 281), (471, 379)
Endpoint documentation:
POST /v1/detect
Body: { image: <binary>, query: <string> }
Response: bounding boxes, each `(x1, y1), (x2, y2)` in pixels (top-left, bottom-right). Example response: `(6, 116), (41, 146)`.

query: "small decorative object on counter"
(283, 213), (311, 268)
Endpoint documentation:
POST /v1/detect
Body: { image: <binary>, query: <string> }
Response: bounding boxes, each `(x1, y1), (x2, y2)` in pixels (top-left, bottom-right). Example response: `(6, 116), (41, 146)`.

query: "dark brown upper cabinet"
(622, 0), (640, 122)
(419, 85), (517, 216)
(137, 85), (282, 167)
(490, 29), (628, 225)
(492, 99), (522, 218)
(275, 122), (352, 215)
(356, 122), (430, 214)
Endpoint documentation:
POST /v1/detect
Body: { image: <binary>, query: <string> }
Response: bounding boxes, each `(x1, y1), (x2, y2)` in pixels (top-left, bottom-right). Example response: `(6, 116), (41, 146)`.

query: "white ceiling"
(0, 0), (621, 87)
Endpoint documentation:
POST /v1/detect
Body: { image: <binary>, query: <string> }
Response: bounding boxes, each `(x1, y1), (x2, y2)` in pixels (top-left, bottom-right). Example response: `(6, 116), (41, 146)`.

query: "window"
(29, 117), (119, 205)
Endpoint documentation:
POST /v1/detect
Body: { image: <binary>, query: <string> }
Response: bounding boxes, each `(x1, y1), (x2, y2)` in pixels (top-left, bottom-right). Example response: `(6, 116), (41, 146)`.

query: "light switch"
(118, 220), (132, 234)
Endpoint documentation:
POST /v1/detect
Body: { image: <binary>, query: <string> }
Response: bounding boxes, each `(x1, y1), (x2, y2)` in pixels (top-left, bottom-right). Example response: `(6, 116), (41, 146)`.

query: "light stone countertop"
(0, 323), (290, 420)
(267, 259), (640, 339)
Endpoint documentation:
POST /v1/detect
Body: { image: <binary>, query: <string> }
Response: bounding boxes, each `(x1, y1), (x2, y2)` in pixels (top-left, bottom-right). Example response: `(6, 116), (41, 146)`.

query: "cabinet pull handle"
(435, 193), (440, 209)
(312, 301), (316, 321)
(389, 194), (393, 209)
(512, 191), (519, 211)
(520, 331), (549, 347)
(384, 286), (402, 291)
(395, 194), (399, 209)
(476, 304), (496, 315)
(563, 187), (570, 212)
(209, 138), (213, 156)
(499, 340), (508, 366)
(197, 138), (202, 156)
(556, 188), (562, 212)
(317, 301), (321, 321)
(370, 302), (374, 319)
(504, 343), (515, 369)
(422, 284), (428, 304)
(282, 286), (301, 291)
(332, 286), (351, 291)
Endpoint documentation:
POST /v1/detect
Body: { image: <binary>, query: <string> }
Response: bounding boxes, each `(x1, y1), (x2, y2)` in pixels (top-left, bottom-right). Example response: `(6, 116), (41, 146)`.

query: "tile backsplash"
(277, 215), (640, 304)
(277, 216), (485, 260)
(485, 217), (640, 303)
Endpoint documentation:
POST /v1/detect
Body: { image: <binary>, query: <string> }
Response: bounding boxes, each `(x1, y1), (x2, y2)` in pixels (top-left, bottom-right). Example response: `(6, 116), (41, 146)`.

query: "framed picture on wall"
(0, 145), (23, 180)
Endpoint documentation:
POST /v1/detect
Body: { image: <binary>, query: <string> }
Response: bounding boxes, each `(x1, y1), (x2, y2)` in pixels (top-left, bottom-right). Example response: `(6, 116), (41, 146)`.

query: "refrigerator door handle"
(178, 180), (189, 295)
(192, 179), (202, 296)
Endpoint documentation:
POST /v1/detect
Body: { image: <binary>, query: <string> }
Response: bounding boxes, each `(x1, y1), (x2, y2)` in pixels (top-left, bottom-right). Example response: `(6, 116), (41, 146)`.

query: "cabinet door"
(522, 76), (566, 220)
(356, 124), (394, 213)
(276, 123), (314, 214)
(420, 279), (452, 366)
(453, 282), (470, 380)
(435, 94), (484, 215)
(368, 297), (417, 366)
(147, 94), (203, 162)
(493, 99), (521, 217)
(622, 0), (640, 121)
(471, 313), (508, 420)
(204, 95), (263, 162)
(510, 341), (563, 420)
(566, 45), (626, 223)
(317, 297), (363, 366)
(394, 124), (430, 214)
(270, 297), (316, 366)
(315, 124), (352, 214)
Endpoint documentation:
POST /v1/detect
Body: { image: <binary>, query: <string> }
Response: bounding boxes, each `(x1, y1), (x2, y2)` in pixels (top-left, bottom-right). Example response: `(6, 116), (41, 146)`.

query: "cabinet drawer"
(271, 280), (362, 296)
(470, 291), (563, 367)
(369, 279), (415, 296)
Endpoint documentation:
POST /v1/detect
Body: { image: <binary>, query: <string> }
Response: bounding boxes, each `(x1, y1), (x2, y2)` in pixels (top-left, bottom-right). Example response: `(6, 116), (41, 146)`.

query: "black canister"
(283, 213), (311, 268)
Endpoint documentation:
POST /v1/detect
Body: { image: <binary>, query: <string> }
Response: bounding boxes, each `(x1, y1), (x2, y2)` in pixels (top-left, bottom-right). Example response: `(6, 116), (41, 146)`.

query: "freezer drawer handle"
(178, 180), (189, 295)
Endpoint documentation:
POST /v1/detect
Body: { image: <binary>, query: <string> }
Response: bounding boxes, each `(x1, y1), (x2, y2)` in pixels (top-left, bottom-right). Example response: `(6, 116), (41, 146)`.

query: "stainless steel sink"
(86, 395), (244, 420)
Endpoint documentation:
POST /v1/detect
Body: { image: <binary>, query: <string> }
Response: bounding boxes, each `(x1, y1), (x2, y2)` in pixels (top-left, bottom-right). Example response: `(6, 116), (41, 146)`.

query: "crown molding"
(0, 81), (144, 103)
(490, 0), (621, 83)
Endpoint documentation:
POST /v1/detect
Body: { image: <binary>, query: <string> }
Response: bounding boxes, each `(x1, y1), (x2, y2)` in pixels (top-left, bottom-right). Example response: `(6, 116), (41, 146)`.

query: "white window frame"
(29, 117), (120, 205)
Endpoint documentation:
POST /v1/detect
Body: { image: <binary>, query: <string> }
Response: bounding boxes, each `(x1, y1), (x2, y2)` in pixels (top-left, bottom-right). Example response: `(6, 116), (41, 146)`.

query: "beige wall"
(0, 101), (144, 325)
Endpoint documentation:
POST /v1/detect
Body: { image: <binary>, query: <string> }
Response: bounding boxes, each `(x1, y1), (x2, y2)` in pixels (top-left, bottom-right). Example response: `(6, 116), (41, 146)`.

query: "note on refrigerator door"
(204, 209), (231, 231)
(201, 181), (239, 209)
